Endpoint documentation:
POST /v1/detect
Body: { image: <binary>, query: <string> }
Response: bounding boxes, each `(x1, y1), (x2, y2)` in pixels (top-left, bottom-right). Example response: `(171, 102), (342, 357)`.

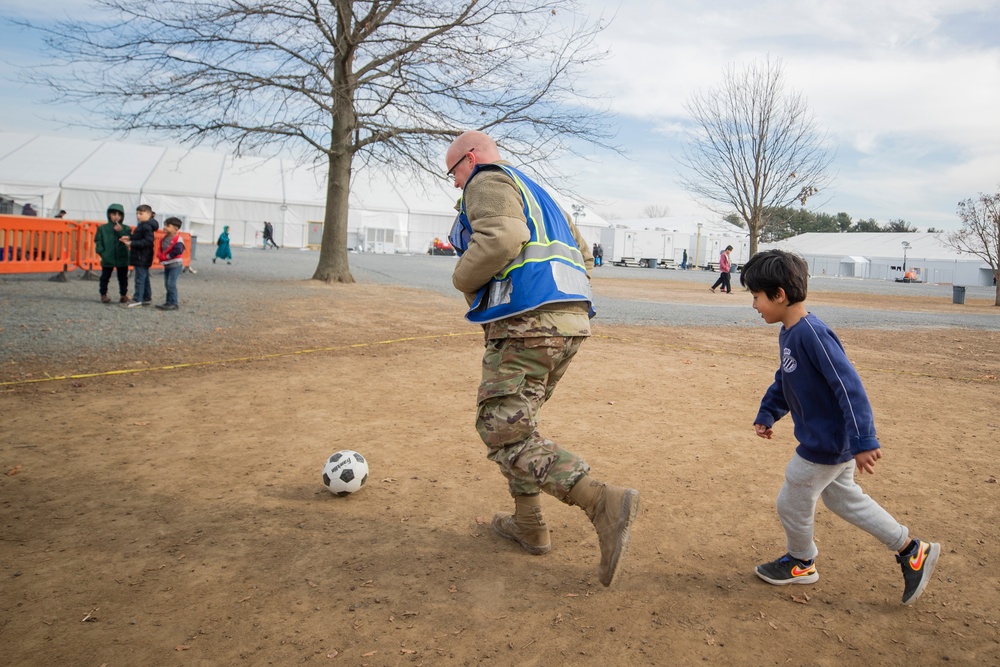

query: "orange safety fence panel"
(0, 215), (191, 275)
(0, 215), (80, 275)
(76, 220), (191, 272)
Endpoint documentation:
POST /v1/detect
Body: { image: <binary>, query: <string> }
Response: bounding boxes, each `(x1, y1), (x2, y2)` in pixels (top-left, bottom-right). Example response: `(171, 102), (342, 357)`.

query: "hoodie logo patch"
(781, 348), (798, 373)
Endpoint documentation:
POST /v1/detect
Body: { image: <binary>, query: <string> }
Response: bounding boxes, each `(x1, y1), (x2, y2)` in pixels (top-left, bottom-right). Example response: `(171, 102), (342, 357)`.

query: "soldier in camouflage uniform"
(446, 130), (639, 587)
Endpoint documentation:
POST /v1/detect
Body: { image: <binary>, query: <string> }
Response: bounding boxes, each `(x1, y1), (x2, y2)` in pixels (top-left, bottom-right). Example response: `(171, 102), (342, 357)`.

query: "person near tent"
(709, 245), (734, 294)
(445, 129), (639, 587)
(120, 204), (159, 308)
(262, 221), (280, 250)
(592, 243), (601, 266)
(681, 249), (688, 270)
(214, 226), (232, 264)
(94, 203), (132, 304)
(21, 203), (37, 216)
(55, 209), (67, 219)
(155, 217), (185, 311)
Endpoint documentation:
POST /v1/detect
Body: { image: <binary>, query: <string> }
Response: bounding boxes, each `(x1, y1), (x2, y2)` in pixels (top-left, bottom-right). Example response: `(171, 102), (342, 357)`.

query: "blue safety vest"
(449, 163), (593, 324)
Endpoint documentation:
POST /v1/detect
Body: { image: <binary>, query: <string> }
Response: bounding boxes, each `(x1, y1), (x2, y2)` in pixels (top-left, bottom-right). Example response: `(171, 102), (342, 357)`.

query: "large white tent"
(764, 232), (994, 286)
(0, 132), (609, 255)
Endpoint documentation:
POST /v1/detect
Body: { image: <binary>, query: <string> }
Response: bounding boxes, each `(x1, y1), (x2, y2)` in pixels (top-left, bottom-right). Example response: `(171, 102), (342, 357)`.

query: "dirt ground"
(2, 277), (999, 666)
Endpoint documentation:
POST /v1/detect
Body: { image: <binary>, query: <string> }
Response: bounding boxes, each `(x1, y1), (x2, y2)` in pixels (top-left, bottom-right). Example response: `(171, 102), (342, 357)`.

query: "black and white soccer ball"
(322, 450), (369, 496)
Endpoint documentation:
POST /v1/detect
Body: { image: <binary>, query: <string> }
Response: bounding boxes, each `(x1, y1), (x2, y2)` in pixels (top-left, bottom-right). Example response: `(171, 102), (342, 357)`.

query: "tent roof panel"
(0, 133), (105, 186)
(143, 148), (226, 197)
(61, 141), (166, 191)
(216, 156), (284, 202)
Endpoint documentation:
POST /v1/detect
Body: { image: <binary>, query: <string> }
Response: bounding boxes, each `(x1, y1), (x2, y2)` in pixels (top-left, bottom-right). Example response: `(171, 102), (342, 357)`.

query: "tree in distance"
(678, 57), (833, 256)
(947, 190), (1000, 306)
(642, 204), (671, 218)
(18, 0), (616, 283)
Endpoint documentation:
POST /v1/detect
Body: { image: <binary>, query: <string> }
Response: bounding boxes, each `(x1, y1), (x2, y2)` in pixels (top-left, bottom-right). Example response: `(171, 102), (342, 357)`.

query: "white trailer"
(600, 227), (689, 269)
(689, 236), (750, 271)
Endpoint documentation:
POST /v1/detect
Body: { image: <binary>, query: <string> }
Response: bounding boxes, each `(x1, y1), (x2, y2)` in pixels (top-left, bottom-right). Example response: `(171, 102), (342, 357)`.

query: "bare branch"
(677, 56), (833, 255)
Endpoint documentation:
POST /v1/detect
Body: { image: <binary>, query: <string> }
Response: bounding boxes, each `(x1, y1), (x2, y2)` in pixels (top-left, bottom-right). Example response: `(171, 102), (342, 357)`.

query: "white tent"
(0, 131), (616, 255)
(765, 232), (992, 286)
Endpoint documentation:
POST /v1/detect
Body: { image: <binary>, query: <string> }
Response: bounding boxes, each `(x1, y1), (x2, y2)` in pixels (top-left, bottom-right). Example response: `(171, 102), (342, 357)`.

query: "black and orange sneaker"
(898, 539), (940, 605)
(755, 553), (819, 585)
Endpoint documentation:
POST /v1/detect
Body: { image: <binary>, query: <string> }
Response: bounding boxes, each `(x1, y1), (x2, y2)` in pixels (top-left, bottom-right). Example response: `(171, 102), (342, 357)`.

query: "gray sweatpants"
(778, 454), (909, 562)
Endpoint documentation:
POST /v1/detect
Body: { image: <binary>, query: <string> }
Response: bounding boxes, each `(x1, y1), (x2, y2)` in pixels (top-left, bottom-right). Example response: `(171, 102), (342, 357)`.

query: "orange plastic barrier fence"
(0, 216), (79, 275)
(0, 215), (191, 277)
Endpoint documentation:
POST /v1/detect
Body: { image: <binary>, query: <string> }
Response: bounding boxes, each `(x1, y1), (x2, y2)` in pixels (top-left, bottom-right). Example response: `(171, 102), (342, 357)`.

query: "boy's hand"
(754, 423), (773, 439)
(120, 237), (131, 246)
(854, 448), (882, 474)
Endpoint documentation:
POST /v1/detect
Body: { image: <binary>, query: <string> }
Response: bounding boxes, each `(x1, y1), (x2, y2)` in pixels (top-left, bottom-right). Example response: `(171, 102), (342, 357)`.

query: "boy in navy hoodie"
(741, 249), (939, 605)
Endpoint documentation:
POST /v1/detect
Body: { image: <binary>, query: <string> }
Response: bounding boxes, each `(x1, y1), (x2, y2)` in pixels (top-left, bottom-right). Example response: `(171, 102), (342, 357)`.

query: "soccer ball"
(322, 450), (369, 496)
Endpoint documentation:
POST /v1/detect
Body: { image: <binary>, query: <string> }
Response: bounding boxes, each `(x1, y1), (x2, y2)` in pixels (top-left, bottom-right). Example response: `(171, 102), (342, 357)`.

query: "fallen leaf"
(362, 650), (377, 657)
(381, 477), (396, 483)
(791, 594), (810, 604)
(326, 650), (339, 659)
(175, 645), (190, 651)
(6, 465), (22, 476)
(474, 517), (487, 525)
(564, 593), (579, 597)
(400, 649), (416, 654)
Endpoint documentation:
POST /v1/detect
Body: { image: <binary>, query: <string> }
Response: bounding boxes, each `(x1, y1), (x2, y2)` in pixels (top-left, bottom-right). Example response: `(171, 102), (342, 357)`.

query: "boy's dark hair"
(136, 204), (153, 214)
(164, 217), (182, 229)
(739, 249), (809, 304)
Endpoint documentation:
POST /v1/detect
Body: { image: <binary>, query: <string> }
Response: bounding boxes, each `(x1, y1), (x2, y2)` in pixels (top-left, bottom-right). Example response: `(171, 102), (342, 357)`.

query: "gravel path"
(2, 248), (998, 370)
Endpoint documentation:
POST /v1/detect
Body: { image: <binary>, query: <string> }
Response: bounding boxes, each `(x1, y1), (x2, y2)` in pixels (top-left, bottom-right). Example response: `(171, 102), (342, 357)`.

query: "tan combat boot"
(492, 494), (551, 555)
(568, 476), (639, 586)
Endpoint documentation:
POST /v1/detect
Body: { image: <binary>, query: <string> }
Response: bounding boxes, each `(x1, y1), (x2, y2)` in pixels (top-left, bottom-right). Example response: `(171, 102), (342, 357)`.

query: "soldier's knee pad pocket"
(476, 373), (535, 445)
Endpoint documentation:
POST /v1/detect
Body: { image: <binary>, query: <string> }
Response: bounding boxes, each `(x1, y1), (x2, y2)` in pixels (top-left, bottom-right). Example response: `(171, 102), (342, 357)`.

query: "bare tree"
(678, 57), (833, 256)
(18, 0), (614, 283)
(947, 191), (1000, 306)
(641, 204), (670, 218)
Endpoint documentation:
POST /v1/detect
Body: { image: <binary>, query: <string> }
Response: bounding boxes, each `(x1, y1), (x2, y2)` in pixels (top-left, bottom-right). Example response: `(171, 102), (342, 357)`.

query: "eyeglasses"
(447, 148), (474, 177)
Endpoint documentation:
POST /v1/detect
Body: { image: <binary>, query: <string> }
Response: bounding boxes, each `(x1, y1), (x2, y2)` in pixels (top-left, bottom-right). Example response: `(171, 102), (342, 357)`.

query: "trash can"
(952, 285), (966, 304)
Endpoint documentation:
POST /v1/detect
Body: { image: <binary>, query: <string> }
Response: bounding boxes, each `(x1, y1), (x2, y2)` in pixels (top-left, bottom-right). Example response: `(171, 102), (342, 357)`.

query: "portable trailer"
(600, 227), (689, 269)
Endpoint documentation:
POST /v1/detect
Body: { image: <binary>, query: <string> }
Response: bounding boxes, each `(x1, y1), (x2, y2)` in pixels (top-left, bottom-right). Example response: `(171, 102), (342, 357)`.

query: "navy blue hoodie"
(754, 313), (880, 465)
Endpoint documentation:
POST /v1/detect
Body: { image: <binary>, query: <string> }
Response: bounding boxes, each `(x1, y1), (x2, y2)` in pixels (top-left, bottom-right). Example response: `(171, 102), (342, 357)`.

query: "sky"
(2, 1), (999, 230)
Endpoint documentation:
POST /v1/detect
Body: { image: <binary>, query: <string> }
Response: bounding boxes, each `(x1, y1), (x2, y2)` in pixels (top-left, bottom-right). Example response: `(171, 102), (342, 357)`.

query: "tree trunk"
(312, 149), (355, 283)
(994, 270), (999, 306)
(748, 213), (760, 257)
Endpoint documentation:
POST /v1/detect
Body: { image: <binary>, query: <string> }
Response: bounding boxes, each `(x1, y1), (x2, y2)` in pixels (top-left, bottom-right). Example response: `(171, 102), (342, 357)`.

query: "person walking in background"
(121, 204), (159, 308)
(262, 221), (280, 250)
(94, 203), (132, 304)
(214, 226), (232, 264)
(710, 245), (733, 293)
(592, 242), (601, 267)
(681, 249), (688, 270)
(595, 242), (604, 267)
(446, 129), (639, 587)
(155, 217), (185, 311)
(741, 249), (940, 605)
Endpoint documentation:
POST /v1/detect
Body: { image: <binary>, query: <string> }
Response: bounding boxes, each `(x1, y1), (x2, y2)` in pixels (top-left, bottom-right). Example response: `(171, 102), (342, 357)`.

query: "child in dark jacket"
(94, 203), (132, 304)
(156, 217), (185, 310)
(121, 204), (159, 308)
(741, 249), (940, 605)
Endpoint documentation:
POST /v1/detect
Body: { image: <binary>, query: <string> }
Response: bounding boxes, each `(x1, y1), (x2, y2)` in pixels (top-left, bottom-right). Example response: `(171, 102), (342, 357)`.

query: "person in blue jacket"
(742, 249), (940, 605)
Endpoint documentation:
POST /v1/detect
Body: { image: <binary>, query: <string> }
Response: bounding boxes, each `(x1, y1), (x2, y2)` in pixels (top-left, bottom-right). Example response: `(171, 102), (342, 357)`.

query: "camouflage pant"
(476, 336), (590, 500)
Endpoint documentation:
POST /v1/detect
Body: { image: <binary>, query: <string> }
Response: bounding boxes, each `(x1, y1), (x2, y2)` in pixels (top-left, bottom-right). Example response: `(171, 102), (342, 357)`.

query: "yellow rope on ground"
(1, 330), (994, 387)
(0, 331), (482, 387)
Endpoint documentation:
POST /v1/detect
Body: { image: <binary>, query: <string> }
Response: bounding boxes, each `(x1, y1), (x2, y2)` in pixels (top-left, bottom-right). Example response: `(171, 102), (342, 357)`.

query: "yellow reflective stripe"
(503, 168), (549, 244)
(497, 240), (586, 279)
